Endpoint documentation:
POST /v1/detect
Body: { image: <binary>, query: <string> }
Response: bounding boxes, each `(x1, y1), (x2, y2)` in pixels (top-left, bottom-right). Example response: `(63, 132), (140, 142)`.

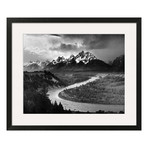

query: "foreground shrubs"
(24, 71), (71, 113)
(24, 87), (72, 113)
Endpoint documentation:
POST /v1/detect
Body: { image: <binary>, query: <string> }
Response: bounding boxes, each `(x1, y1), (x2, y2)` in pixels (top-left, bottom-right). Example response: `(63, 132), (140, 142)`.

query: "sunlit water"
(47, 74), (124, 113)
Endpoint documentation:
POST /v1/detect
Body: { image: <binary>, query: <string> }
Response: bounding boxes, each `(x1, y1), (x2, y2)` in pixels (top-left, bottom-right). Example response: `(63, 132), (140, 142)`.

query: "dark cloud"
(62, 34), (89, 39)
(49, 34), (124, 52)
(84, 35), (124, 50)
(60, 43), (78, 51)
(24, 34), (124, 62)
(62, 34), (124, 50)
(25, 34), (124, 51)
(50, 34), (61, 37)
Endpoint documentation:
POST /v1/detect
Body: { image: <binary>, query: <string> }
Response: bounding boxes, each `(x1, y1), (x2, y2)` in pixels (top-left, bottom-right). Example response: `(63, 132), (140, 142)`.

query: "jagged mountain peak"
(79, 50), (85, 55)
(56, 56), (66, 62)
(24, 51), (114, 72)
(75, 51), (97, 64)
(69, 54), (75, 59)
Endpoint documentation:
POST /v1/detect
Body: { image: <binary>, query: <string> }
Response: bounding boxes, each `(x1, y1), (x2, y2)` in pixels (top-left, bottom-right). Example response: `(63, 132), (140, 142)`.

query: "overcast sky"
(23, 34), (124, 63)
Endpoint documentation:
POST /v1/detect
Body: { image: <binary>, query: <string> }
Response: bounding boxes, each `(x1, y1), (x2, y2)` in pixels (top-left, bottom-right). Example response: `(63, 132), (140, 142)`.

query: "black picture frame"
(7, 18), (141, 130)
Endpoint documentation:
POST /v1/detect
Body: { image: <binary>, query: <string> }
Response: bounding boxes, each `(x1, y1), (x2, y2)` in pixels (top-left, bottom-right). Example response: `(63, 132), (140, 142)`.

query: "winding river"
(47, 73), (124, 113)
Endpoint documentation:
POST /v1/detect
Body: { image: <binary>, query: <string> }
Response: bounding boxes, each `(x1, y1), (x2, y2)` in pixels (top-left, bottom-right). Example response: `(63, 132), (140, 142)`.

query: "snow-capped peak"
(75, 51), (97, 64)
(56, 56), (66, 63)
(24, 60), (50, 68)
(51, 56), (66, 65)
(24, 51), (98, 70)
(51, 60), (57, 65)
(70, 54), (75, 59)
(68, 54), (75, 61)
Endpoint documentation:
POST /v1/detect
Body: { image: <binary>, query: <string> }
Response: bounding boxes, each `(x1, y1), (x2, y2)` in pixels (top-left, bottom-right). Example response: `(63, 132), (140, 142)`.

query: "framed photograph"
(7, 18), (141, 130)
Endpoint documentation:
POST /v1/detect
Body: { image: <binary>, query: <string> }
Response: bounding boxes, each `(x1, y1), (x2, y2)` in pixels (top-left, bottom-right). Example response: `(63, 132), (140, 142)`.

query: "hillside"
(24, 70), (71, 113)
(112, 55), (124, 72)
(24, 70), (66, 90)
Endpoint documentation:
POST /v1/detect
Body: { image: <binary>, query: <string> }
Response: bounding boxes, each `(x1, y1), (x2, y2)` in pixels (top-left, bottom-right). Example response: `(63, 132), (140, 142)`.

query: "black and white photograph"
(1, 0), (145, 146)
(23, 34), (125, 114)
(7, 18), (141, 130)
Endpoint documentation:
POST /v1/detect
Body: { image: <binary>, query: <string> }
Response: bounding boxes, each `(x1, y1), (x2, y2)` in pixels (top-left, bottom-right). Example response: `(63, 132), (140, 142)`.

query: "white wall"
(0, 0), (147, 148)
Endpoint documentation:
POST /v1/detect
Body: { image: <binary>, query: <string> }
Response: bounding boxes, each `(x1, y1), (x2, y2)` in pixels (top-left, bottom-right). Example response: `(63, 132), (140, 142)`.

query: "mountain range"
(24, 51), (124, 72)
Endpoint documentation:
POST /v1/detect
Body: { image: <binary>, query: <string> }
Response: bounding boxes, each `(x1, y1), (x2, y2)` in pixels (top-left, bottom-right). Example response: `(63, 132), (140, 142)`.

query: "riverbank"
(58, 74), (124, 105)
(48, 73), (124, 113)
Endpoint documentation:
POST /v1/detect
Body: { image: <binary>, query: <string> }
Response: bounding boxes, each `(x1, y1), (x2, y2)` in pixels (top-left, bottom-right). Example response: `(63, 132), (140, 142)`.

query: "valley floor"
(54, 71), (99, 85)
(58, 74), (124, 105)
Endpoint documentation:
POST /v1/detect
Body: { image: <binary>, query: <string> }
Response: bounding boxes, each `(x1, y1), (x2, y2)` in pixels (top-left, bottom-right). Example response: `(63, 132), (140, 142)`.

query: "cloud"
(24, 50), (45, 62)
(24, 34), (124, 62)
(50, 34), (61, 37)
(82, 35), (124, 50)
(60, 43), (78, 51)
(24, 34), (61, 37)
(24, 47), (47, 55)
(61, 34), (124, 50)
